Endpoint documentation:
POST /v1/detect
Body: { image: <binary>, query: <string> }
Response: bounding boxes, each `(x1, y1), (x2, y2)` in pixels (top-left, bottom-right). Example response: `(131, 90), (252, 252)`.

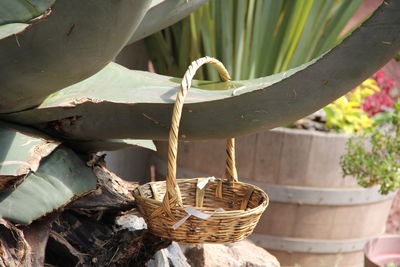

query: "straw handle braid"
(162, 57), (236, 217)
(225, 138), (238, 182)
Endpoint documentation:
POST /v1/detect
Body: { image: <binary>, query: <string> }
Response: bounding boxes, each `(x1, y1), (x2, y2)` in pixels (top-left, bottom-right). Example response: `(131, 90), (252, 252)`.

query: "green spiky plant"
(0, 0), (399, 266)
(146, 0), (362, 80)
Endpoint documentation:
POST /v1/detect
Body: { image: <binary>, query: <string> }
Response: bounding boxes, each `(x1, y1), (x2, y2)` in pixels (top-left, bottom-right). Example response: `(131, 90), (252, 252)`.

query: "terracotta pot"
(152, 128), (396, 267)
(364, 235), (400, 267)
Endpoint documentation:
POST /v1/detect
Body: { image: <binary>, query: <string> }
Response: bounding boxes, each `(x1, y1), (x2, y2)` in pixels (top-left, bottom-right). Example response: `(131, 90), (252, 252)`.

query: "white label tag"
(197, 176), (216, 189)
(172, 206), (226, 230)
(185, 206), (212, 219)
(172, 214), (191, 230)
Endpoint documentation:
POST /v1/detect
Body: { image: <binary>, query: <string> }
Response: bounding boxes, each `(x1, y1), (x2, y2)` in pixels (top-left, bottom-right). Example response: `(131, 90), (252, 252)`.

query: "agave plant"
(0, 0), (399, 265)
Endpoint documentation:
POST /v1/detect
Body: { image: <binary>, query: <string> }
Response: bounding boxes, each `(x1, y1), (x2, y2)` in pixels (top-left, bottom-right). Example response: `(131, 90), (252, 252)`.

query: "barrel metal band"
(153, 156), (396, 205)
(249, 181), (395, 205)
(249, 233), (384, 253)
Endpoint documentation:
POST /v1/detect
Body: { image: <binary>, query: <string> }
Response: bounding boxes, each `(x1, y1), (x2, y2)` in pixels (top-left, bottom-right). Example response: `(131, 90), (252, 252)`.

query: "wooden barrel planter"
(152, 128), (396, 267)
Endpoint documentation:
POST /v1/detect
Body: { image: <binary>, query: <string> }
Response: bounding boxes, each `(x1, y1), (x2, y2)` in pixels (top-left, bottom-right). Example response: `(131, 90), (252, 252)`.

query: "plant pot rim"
(272, 127), (352, 138)
(364, 234), (400, 266)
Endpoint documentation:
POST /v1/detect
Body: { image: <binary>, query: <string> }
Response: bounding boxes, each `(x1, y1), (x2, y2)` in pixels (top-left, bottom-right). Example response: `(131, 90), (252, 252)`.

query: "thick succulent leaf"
(0, 121), (60, 177)
(0, 23), (29, 39)
(67, 139), (156, 153)
(0, 0), (55, 24)
(149, 0), (164, 8)
(2, 0), (400, 141)
(0, 0), (151, 113)
(0, 146), (97, 224)
(128, 0), (209, 44)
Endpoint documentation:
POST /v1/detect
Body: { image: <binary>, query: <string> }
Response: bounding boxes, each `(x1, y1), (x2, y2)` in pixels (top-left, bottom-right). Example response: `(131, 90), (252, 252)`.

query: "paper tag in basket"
(197, 176), (216, 189)
(172, 206), (225, 230)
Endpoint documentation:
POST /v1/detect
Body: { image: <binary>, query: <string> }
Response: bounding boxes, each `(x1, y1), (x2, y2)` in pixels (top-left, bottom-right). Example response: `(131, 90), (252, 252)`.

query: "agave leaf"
(67, 139), (156, 153)
(0, 146), (97, 224)
(0, 0), (152, 114)
(0, 0), (55, 25)
(0, 23), (29, 39)
(0, 121), (60, 191)
(128, 0), (209, 44)
(2, 0), (400, 141)
(149, 0), (165, 8)
(0, 120), (151, 177)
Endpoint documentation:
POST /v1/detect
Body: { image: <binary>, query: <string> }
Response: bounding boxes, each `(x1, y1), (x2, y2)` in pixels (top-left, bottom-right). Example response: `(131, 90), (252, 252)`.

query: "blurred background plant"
(145, 0), (362, 80)
(340, 98), (400, 194)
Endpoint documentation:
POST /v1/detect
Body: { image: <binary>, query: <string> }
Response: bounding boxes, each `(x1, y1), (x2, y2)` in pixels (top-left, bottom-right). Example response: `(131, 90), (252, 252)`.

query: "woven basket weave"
(133, 57), (269, 244)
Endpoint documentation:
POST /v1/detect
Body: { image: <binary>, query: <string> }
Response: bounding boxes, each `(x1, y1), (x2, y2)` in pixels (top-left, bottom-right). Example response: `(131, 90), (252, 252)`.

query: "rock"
(115, 214), (147, 231)
(166, 242), (191, 267)
(147, 249), (170, 267)
(147, 242), (191, 267)
(183, 240), (280, 267)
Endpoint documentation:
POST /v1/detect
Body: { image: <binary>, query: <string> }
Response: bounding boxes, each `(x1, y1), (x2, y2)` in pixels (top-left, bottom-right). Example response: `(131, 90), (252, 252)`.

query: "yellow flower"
(324, 78), (379, 133)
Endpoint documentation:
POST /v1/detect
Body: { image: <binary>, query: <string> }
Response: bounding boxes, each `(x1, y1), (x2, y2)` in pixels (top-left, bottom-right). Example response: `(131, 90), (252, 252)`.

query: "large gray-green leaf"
(0, 121), (152, 178)
(0, 0), (55, 25)
(2, 0), (400, 141)
(0, 146), (97, 224)
(0, 121), (60, 177)
(0, 23), (29, 39)
(0, 0), (151, 114)
(67, 139), (156, 153)
(128, 0), (209, 44)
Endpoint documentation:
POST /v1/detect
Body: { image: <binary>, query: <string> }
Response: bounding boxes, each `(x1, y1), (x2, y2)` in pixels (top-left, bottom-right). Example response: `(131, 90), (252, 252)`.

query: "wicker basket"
(133, 57), (269, 244)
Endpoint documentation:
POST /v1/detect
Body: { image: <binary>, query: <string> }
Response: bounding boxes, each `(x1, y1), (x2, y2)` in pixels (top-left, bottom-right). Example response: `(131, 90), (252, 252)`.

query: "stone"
(166, 242), (191, 267)
(147, 249), (169, 267)
(183, 239), (280, 267)
(115, 214), (147, 231)
(147, 242), (191, 267)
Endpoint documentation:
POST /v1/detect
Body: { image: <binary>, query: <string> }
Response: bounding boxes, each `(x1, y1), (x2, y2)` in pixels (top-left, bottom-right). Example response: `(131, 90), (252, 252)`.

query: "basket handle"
(162, 57), (238, 215)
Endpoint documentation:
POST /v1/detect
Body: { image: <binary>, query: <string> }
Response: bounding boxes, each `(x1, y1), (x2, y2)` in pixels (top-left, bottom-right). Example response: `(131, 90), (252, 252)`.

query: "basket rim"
(133, 178), (269, 215)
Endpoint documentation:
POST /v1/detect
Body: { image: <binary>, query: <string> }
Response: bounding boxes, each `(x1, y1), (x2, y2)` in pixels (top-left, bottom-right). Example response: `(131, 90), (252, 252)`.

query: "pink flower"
(362, 70), (396, 116)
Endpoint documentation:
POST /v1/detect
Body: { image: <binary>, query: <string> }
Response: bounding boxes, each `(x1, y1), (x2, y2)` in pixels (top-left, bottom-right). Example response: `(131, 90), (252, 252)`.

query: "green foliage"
(340, 101), (400, 194)
(146, 0), (362, 80)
